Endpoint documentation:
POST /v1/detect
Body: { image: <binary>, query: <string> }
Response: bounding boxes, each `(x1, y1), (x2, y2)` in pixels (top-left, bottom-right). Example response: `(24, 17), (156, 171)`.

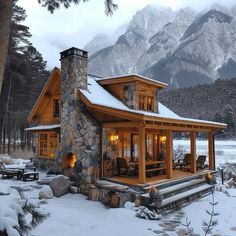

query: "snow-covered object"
(25, 124), (60, 131)
(224, 178), (236, 189)
(70, 186), (78, 194)
(39, 185), (54, 199)
(0, 197), (23, 236)
(221, 163), (236, 181)
(0, 154), (26, 165)
(135, 206), (161, 220)
(215, 183), (230, 196)
(49, 175), (71, 197)
(124, 201), (135, 210)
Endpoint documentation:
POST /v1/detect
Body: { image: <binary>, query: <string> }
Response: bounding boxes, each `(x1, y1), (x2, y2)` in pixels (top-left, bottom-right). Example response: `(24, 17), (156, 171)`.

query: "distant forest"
(160, 78), (236, 139)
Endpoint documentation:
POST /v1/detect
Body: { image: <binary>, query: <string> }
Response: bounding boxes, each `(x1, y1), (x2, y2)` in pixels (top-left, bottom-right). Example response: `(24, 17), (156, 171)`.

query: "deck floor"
(108, 169), (209, 187)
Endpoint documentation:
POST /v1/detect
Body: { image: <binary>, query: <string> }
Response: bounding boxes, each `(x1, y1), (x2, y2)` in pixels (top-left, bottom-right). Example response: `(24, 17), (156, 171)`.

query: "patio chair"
(0, 161), (24, 180)
(173, 153), (191, 169)
(196, 155), (206, 170)
(116, 157), (136, 176)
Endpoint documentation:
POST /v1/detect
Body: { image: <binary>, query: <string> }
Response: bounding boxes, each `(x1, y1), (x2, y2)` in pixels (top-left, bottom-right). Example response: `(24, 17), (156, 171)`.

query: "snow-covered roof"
(25, 124), (61, 131)
(95, 74), (168, 87)
(80, 77), (226, 127)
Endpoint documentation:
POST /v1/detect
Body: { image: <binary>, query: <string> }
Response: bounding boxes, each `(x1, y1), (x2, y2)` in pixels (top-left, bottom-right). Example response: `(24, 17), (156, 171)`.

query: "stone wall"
(123, 84), (136, 109)
(60, 48), (100, 193)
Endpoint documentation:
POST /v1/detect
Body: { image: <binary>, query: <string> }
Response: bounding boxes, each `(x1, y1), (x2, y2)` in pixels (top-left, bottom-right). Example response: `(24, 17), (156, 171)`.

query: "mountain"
(88, 5), (174, 77)
(84, 23), (128, 56)
(143, 9), (236, 88)
(88, 4), (236, 89)
(135, 7), (196, 72)
(84, 33), (113, 56)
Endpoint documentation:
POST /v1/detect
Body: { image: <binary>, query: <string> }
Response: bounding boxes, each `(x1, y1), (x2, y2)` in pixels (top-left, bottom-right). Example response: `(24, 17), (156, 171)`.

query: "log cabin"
(26, 47), (226, 207)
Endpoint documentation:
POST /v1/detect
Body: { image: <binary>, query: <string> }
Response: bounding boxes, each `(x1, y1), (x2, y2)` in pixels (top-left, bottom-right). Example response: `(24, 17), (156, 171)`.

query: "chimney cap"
(60, 47), (88, 60)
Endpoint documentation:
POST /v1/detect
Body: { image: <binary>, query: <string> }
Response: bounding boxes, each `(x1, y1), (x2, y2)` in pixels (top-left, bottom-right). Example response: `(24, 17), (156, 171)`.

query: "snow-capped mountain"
(143, 9), (236, 88)
(88, 4), (236, 89)
(135, 7), (197, 72)
(88, 5), (174, 77)
(84, 33), (113, 56)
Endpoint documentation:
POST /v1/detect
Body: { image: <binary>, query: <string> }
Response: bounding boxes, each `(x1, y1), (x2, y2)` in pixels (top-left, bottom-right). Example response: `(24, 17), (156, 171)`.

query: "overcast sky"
(18, 0), (236, 69)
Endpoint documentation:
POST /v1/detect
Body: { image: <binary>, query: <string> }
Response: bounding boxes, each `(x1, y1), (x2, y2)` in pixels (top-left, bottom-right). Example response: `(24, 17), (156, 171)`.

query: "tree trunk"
(0, 0), (13, 95)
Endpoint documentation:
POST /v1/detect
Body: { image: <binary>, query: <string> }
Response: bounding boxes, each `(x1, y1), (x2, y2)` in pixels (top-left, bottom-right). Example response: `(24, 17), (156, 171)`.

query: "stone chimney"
(60, 47), (100, 192)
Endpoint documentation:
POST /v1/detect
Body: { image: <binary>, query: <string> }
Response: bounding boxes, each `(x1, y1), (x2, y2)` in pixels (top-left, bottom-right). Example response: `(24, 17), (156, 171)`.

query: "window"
(146, 134), (154, 160)
(53, 99), (60, 117)
(123, 133), (131, 159)
(138, 94), (154, 112)
(131, 134), (139, 162)
(39, 133), (47, 156)
(38, 132), (59, 158)
(147, 96), (153, 111)
(138, 95), (145, 110)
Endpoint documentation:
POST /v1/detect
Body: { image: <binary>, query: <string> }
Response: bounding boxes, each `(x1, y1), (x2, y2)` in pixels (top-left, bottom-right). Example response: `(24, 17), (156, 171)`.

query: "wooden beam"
(145, 123), (211, 132)
(166, 129), (173, 179)
(102, 122), (143, 128)
(138, 127), (146, 184)
(190, 131), (197, 173)
(208, 132), (214, 170)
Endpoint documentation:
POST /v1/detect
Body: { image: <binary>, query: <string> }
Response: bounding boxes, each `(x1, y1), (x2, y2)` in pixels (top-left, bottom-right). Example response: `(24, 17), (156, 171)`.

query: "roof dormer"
(96, 74), (167, 113)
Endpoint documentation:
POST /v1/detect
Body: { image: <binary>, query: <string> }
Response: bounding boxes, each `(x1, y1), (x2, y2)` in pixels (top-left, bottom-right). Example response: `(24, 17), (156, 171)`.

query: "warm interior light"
(68, 154), (76, 168)
(160, 135), (166, 143)
(110, 134), (119, 142)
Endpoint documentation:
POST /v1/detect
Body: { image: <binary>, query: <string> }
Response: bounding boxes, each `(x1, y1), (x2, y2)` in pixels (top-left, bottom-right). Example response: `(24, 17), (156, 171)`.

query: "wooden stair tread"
(161, 184), (213, 207)
(159, 178), (205, 195)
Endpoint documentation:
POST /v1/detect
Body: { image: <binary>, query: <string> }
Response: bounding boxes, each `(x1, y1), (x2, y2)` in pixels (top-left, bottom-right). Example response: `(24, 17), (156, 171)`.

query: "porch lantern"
(160, 135), (166, 143)
(110, 134), (119, 143)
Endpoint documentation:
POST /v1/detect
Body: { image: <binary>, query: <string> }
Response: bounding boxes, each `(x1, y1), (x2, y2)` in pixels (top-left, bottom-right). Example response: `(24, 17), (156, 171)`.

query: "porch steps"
(160, 184), (213, 207)
(141, 176), (214, 212)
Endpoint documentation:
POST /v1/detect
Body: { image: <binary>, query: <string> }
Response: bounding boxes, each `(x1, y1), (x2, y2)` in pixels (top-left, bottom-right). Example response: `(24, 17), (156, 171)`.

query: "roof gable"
(28, 67), (61, 123)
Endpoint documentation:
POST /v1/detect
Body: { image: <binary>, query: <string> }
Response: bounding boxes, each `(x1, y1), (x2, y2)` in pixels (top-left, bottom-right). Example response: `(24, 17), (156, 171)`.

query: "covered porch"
(101, 120), (219, 186)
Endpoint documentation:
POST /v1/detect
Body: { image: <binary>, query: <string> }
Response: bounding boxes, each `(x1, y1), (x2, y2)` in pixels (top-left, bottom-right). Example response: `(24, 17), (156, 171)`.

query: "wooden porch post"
(208, 132), (214, 170)
(166, 129), (173, 179)
(138, 126), (146, 184)
(190, 131), (197, 173)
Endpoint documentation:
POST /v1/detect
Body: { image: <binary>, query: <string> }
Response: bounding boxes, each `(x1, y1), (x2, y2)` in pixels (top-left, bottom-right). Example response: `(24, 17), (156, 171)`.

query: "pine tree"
(0, 1), (49, 153)
(0, 0), (118, 95)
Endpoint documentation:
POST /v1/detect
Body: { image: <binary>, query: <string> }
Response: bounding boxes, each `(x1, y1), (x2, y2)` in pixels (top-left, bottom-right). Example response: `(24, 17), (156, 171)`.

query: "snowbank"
(0, 154), (30, 165)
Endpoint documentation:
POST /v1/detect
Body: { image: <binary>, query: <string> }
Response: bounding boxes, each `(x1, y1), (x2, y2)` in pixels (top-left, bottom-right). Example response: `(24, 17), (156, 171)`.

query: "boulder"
(49, 175), (72, 197)
(39, 185), (54, 199)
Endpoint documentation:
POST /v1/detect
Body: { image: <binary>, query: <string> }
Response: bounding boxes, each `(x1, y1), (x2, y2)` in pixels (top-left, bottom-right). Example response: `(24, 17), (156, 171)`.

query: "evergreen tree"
(0, 1), (49, 153)
(0, 0), (117, 95)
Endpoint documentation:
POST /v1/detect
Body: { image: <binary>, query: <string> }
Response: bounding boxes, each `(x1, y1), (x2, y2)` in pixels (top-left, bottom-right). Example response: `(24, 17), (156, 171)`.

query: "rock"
(39, 185), (54, 199)
(37, 176), (56, 185)
(70, 186), (78, 194)
(49, 175), (72, 197)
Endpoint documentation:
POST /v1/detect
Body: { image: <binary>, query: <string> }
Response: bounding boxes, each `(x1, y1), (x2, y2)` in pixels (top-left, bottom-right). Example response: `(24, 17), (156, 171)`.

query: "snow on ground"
(1, 141), (236, 236)
(0, 175), (236, 236)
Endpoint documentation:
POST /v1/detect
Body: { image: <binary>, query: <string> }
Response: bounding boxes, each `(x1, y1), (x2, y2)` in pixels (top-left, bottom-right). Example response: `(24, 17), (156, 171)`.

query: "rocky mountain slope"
(88, 4), (236, 89)
(88, 5), (174, 76)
